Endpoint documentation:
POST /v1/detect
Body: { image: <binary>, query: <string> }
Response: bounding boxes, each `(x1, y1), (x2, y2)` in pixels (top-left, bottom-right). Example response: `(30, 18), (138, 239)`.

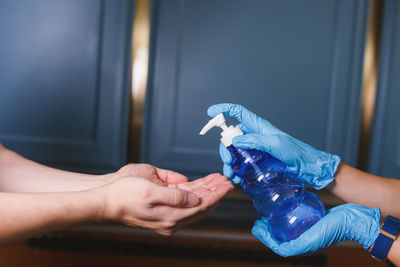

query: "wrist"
(99, 173), (120, 186)
(326, 161), (345, 192)
(92, 183), (121, 223)
(81, 190), (107, 224)
(56, 190), (106, 225)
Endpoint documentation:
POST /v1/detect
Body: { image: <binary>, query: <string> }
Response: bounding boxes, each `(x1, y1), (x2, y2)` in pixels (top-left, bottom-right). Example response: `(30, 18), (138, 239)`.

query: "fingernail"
(188, 192), (200, 207)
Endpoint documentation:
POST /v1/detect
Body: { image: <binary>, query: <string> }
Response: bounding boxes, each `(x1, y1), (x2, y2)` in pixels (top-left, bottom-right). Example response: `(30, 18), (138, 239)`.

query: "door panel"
(369, 0), (400, 177)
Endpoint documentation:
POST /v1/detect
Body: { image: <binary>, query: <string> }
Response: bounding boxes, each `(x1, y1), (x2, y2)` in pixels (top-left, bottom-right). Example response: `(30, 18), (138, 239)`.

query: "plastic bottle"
(200, 113), (325, 242)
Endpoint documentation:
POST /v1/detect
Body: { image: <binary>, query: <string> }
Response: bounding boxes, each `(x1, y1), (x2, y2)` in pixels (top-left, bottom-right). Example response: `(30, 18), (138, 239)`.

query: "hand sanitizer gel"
(200, 114), (325, 242)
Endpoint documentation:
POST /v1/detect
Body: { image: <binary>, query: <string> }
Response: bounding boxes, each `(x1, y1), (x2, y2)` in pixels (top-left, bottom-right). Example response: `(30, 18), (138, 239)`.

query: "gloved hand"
(252, 203), (381, 257)
(208, 103), (341, 189)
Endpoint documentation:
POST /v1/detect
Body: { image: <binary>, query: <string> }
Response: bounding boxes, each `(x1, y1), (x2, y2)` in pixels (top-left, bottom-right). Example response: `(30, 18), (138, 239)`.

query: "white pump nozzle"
(200, 113), (243, 147)
(199, 114), (228, 135)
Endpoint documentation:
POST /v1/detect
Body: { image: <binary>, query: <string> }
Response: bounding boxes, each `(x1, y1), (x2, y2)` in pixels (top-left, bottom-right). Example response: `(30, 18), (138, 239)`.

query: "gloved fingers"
(232, 133), (277, 154)
(251, 220), (281, 253)
(325, 203), (364, 215)
(252, 200), (379, 258)
(207, 103), (275, 134)
(253, 213), (346, 257)
(222, 164), (242, 184)
(325, 204), (348, 214)
(219, 142), (232, 164)
(232, 175), (242, 184)
(276, 222), (328, 257)
(207, 103), (242, 119)
(236, 123), (251, 134)
(219, 136), (242, 183)
(223, 163), (234, 178)
(323, 204), (381, 249)
(277, 208), (355, 257)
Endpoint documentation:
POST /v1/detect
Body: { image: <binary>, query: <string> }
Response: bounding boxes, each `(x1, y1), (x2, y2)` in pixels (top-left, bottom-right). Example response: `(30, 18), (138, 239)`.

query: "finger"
(236, 123), (253, 134)
(155, 168), (189, 184)
(207, 103), (252, 123)
(184, 175), (231, 197)
(232, 134), (287, 164)
(151, 205), (201, 225)
(251, 220), (281, 253)
(276, 212), (346, 257)
(170, 181), (233, 222)
(232, 133), (275, 152)
(207, 103), (274, 133)
(326, 203), (359, 214)
(276, 224), (326, 257)
(170, 176), (232, 211)
(326, 205), (345, 214)
(232, 176), (242, 184)
(201, 174), (229, 190)
(157, 182), (233, 231)
(163, 202), (217, 226)
(172, 203), (219, 231)
(175, 173), (228, 194)
(183, 173), (225, 188)
(153, 187), (200, 208)
(200, 180), (234, 204)
(158, 203), (219, 235)
(219, 142), (232, 165)
(223, 164), (234, 178)
(214, 180), (234, 195)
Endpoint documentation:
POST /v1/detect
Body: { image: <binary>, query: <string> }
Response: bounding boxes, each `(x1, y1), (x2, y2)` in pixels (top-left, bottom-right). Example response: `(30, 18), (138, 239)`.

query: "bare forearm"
(327, 163), (400, 217)
(0, 144), (115, 192)
(0, 191), (102, 245)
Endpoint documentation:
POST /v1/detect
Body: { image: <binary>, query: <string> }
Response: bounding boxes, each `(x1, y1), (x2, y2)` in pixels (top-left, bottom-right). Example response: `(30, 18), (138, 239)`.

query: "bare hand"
(97, 172), (233, 235)
(115, 163), (189, 186)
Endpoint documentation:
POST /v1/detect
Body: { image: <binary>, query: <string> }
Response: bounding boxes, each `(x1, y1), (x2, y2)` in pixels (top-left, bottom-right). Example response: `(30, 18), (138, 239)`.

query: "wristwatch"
(370, 215), (400, 261)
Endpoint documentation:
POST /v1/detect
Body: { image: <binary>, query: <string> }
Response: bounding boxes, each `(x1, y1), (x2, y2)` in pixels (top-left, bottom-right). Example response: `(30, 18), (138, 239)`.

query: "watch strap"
(370, 216), (400, 261)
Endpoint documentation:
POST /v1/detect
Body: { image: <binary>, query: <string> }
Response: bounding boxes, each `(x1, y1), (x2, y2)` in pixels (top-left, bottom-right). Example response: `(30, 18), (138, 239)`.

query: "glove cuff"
(361, 207), (381, 249)
(313, 153), (341, 190)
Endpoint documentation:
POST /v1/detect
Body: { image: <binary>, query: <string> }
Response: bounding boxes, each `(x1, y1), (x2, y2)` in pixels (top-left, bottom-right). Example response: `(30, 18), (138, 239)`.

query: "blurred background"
(0, 0), (397, 266)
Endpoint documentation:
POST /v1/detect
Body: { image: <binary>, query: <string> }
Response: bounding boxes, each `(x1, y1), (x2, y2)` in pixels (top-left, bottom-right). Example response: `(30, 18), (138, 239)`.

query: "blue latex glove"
(208, 103), (341, 189)
(252, 203), (381, 257)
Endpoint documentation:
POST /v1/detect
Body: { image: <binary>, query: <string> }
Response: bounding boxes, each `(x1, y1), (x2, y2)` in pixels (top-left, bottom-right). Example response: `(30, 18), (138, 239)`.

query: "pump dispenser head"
(200, 113), (243, 147)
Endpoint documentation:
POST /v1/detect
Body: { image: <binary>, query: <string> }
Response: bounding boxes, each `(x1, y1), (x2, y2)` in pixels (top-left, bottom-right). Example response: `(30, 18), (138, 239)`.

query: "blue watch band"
(370, 215), (400, 261)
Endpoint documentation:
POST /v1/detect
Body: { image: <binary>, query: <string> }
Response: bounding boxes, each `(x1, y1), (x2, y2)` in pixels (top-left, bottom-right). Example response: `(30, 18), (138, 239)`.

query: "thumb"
(219, 142), (232, 165)
(155, 187), (200, 208)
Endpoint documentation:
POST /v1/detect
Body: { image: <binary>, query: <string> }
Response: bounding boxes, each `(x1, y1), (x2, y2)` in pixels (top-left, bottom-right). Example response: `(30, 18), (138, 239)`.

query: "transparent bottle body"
(227, 145), (325, 242)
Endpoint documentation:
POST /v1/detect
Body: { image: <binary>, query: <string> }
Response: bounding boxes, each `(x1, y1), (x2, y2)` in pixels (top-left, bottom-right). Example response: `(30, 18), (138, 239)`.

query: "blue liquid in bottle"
(228, 145), (325, 242)
(199, 113), (325, 242)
